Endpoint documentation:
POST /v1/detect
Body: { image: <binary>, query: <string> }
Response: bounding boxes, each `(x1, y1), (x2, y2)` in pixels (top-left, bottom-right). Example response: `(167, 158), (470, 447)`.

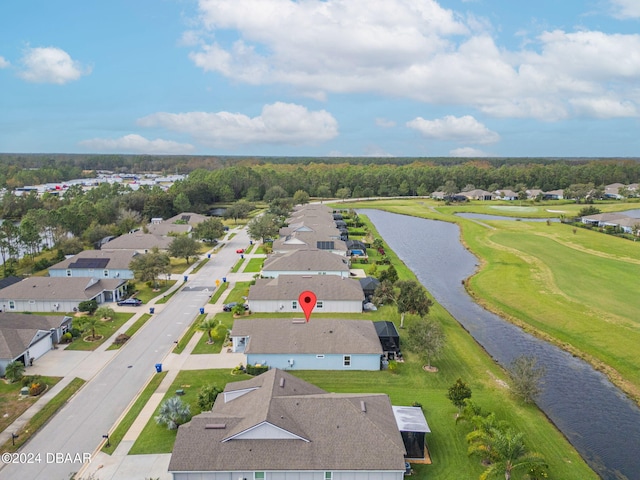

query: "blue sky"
(1, 0), (639, 158)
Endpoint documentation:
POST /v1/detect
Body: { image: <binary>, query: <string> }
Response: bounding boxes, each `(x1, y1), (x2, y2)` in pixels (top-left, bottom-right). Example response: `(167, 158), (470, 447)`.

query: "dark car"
(117, 298), (143, 307)
(223, 302), (249, 312)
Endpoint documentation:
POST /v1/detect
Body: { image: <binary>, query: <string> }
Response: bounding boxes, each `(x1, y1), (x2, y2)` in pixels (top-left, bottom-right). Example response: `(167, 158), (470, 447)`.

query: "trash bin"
(183, 275), (188, 282)
(155, 363), (162, 373)
(250, 240), (253, 245)
(207, 253), (211, 258)
(222, 277), (227, 283)
(241, 254), (244, 259)
(199, 307), (205, 314)
(149, 307), (155, 314)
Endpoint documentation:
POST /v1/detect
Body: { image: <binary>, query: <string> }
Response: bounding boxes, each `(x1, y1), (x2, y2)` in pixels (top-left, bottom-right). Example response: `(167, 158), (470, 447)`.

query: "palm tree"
(5, 360), (25, 383)
(198, 318), (218, 344)
(466, 413), (509, 465)
(95, 306), (115, 321)
(155, 396), (191, 430)
(81, 316), (100, 341)
(478, 428), (547, 480)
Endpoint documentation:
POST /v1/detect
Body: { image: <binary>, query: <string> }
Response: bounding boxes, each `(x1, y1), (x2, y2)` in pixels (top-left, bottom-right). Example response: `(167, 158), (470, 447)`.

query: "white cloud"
(0, 56), (10, 68)
(79, 134), (195, 154)
(610, 0), (640, 18)
(570, 96), (637, 118)
(407, 115), (500, 144)
(18, 47), (90, 84)
(137, 102), (338, 147)
(449, 147), (489, 157)
(375, 118), (396, 128)
(188, 0), (640, 121)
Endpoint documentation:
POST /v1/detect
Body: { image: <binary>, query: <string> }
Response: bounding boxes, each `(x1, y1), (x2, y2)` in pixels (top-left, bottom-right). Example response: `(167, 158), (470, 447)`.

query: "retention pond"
(361, 209), (640, 480)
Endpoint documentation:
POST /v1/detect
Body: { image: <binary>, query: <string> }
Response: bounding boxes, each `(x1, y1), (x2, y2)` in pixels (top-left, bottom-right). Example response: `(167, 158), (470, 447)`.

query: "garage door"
(29, 333), (53, 361)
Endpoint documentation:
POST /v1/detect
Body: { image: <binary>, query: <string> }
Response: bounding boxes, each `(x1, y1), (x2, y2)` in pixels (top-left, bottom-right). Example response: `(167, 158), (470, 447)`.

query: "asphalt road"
(0, 228), (251, 480)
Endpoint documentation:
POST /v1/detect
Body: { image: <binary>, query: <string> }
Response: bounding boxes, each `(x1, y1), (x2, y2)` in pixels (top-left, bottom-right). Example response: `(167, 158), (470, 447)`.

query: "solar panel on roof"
(69, 258), (109, 269)
(316, 241), (335, 250)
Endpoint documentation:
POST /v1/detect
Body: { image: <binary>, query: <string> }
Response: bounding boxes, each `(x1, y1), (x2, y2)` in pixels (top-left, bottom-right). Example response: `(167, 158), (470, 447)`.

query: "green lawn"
(208, 281), (229, 304)
(242, 257), (263, 273)
(0, 375), (62, 434)
(230, 258), (244, 273)
(130, 280), (176, 304)
(65, 312), (134, 351)
(172, 313), (206, 354)
(106, 313), (153, 350)
(191, 312), (235, 354)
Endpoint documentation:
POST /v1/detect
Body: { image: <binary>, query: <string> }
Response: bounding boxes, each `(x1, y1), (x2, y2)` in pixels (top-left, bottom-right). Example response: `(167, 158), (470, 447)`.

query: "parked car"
(117, 298), (143, 306)
(223, 302), (249, 312)
(236, 248), (245, 253)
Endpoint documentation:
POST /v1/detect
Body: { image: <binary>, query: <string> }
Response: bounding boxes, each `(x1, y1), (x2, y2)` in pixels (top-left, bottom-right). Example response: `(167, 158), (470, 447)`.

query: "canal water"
(361, 209), (640, 480)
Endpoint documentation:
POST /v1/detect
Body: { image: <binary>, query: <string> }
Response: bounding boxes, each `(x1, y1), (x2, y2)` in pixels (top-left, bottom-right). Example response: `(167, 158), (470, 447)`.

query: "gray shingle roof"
(231, 318), (382, 355)
(164, 212), (209, 226)
(0, 277), (126, 301)
(168, 369), (405, 473)
(145, 223), (191, 236)
(0, 313), (70, 359)
(48, 249), (138, 271)
(102, 233), (173, 250)
(263, 249), (349, 274)
(248, 275), (364, 302)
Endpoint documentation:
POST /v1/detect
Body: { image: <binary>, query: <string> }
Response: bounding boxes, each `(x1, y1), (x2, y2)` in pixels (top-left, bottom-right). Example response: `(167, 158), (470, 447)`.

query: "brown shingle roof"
(48, 249), (138, 271)
(231, 318), (382, 355)
(263, 249), (349, 274)
(0, 313), (70, 359)
(168, 369), (405, 473)
(248, 275), (364, 302)
(102, 233), (173, 250)
(0, 277), (125, 301)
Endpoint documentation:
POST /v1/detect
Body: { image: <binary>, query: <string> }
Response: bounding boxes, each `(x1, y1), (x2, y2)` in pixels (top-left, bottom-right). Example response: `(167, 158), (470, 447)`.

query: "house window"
(254, 473), (265, 480)
(325, 473), (332, 480)
(343, 355), (351, 367)
(292, 301), (298, 310)
(8, 301), (15, 310)
(103, 270), (109, 277)
(316, 355), (325, 359)
(66, 269), (72, 277)
(316, 301), (323, 309)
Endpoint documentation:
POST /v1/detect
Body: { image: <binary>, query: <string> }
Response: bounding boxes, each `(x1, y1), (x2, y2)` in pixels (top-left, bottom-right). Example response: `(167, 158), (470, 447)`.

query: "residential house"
(359, 276), (380, 301)
(0, 313), (73, 374)
(101, 232), (173, 253)
(230, 318), (383, 370)
(145, 223), (191, 236)
(48, 249), (138, 280)
(581, 212), (639, 234)
(0, 277), (127, 313)
(461, 189), (495, 201)
(262, 249), (351, 278)
(247, 275), (364, 313)
(542, 189), (564, 200)
(272, 231), (348, 256)
(526, 189), (543, 200)
(164, 212), (209, 226)
(604, 183), (626, 200)
(168, 369), (430, 480)
(495, 189), (519, 200)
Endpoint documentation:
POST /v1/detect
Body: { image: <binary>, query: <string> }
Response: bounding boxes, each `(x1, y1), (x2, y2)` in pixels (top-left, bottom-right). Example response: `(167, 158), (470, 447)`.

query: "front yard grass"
(129, 369), (249, 455)
(230, 258), (245, 273)
(130, 280), (176, 304)
(106, 313), (152, 351)
(0, 375), (62, 434)
(1, 377), (84, 453)
(208, 282), (229, 304)
(172, 313), (206, 354)
(191, 313), (234, 354)
(242, 257), (263, 273)
(65, 312), (134, 351)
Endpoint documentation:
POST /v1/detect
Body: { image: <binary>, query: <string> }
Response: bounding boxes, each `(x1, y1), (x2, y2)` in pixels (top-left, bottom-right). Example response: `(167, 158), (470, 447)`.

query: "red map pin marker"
(299, 290), (317, 322)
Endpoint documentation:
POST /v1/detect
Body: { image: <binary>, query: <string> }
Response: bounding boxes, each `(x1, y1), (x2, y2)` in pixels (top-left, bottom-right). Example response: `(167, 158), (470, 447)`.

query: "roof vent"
(279, 377), (285, 388)
(360, 401), (367, 413)
(205, 424), (226, 429)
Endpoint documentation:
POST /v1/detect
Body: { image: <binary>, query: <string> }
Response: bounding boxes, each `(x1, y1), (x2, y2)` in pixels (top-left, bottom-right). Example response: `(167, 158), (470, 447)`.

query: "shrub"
(4, 360), (25, 383)
(70, 327), (82, 338)
(197, 384), (223, 411)
(29, 382), (46, 396)
(155, 397), (191, 430)
(113, 333), (130, 346)
(22, 374), (42, 387)
(246, 364), (269, 376)
(78, 300), (98, 315)
(61, 332), (73, 343)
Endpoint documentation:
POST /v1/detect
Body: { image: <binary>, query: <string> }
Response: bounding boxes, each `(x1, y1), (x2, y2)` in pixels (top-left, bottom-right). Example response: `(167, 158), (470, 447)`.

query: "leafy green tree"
(395, 280), (433, 328)
(78, 299), (98, 315)
(263, 185), (288, 202)
(173, 192), (192, 213)
(155, 396), (191, 430)
(116, 208), (143, 234)
(371, 280), (396, 307)
(247, 214), (280, 242)
(378, 264), (398, 284)
(232, 303), (246, 316)
(407, 318), (445, 369)
(292, 189), (310, 205)
(19, 217), (41, 260)
(197, 384), (223, 411)
(578, 205), (600, 217)
(508, 355), (546, 404)
(224, 200), (254, 224)
(199, 317), (219, 344)
(336, 187), (351, 201)
(267, 197), (294, 218)
(129, 247), (171, 287)
(169, 235), (200, 265)
(4, 360), (25, 383)
(193, 218), (225, 244)
(316, 184), (332, 200)
(447, 378), (472, 413)
(56, 237), (84, 255)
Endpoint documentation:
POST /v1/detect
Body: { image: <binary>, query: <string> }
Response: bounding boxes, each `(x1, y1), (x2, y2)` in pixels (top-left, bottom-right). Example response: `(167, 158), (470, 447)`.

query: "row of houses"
(431, 183), (639, 202)
(581, 212), (640, 234)
(168, 206), (427, 478)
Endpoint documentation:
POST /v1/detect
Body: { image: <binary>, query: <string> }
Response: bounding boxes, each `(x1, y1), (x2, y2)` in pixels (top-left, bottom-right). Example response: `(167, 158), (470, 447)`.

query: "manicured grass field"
(339, 198), (640, 403)
(65, 312), (134, 351)
(208, 281), (229, 304)
(242, 257), (263, 272)
(106, 314), (153, 350)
